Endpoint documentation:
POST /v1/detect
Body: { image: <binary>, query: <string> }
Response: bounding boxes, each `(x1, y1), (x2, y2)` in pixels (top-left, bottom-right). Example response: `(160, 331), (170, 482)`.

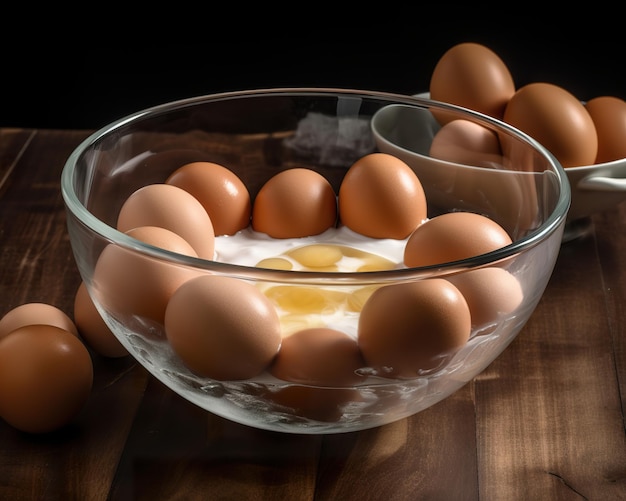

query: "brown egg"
(116, 183), (215, 259)
(73, 281), (128, 358)
(268, 327), (366, 422)
(338, 153), (427, 239)
(447, 267), (523, 329)
(0, 325), (93, 433)
(404, 211), (513, 268)
(270, 327), (366, 386)
(429, 119), (503, 168)
(125, 225), (199, 256)
(251, 168), (337, 238)
(166, 161), (251, 236)
(164, 275), (282, 380)
(429, 42), (516, 122)
(503, 82), (598, 168)
(585, 96), (626, 164)
(0, 302), (78, 340)
(92, 226), (201, 325)
(358, 279), (471, 377)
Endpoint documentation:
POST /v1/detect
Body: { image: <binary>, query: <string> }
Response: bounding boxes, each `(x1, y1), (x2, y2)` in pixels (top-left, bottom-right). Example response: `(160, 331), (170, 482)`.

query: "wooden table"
(1, 127), (625, 500)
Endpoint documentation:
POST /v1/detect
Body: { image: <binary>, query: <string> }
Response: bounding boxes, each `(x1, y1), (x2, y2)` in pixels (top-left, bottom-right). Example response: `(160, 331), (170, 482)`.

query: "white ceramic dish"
(372, 93), (626, 241)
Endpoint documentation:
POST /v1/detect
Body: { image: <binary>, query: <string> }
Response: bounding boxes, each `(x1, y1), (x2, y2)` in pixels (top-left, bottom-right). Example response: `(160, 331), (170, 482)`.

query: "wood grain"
(0, 128), (625, 500)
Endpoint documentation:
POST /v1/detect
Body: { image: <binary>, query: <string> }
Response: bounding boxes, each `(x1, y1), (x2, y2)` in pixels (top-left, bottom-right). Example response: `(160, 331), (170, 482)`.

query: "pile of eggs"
(0, 150), (526, 430)
(0, 303), (93, 433)
(92, 153), (522, 385)
(429, 42), (626, 168)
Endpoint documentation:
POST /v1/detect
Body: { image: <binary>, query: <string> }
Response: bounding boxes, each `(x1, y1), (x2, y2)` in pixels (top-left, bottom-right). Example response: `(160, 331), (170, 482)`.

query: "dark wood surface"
(1, 127), (625, 500)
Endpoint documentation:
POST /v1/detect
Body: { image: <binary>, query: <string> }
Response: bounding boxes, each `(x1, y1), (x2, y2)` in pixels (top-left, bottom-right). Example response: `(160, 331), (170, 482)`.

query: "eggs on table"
(0, 303), (93, 433)
(429, 42), (626, 168)
(0, 153), (523, 430)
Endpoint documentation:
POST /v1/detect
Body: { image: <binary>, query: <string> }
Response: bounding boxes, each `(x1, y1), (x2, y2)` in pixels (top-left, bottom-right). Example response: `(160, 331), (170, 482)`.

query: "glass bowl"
(61, 88), (570, 434)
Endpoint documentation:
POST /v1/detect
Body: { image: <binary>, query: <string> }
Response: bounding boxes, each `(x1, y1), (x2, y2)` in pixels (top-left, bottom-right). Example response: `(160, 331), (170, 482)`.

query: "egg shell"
(338, 153), (427, 239)
(0, 302), (78, 340)
(92, 226), (202, 325)
(116, 183), (215, 259)
(447, 267), (523, 328)
(584, 96), (626, 164)
(270, 327), (366, 387)
(429, 42), (516, 123)
(429, 119), (503, 168)
(0, 325), (93, 433)
(403, 211), (513, 268)
(252, 168), (337, 238)
(358, 279), (471, 377)
(166, 161), (252, 236)
(73, 281), (128, 358)
(267, 327), (366, 422)
(164, 275), (282, 380)
(503, 82), (598, 168)
(125, 225), (200, 257)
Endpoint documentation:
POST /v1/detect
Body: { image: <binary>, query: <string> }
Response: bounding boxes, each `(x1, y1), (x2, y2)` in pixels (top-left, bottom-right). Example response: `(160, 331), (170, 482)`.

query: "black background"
(3, 13), (625, 130)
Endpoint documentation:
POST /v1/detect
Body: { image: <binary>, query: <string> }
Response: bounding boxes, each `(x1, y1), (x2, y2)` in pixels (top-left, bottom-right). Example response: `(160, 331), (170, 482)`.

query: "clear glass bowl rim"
(60, 87), (572, 285)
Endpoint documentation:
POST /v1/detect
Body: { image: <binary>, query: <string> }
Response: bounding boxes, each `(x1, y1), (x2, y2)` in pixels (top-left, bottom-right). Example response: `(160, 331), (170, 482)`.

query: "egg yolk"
(262, 243), (397, 273)
(255, 243), (395, 332)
